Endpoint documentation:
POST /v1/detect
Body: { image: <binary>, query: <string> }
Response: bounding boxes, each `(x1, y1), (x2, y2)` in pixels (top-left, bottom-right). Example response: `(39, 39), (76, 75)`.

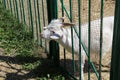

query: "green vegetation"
(0, 3), (33, 56)
(0, 2), (65, 80)
(0, 1), (39, 71)
(37, 74), (65, 80)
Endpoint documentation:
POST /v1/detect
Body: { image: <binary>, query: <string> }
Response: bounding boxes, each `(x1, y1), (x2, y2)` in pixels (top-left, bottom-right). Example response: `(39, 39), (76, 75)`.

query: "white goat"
(40, 16), (114, 80)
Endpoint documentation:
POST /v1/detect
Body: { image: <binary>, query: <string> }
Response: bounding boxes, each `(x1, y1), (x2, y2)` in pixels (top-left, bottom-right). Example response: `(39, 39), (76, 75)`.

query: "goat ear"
(62, 22), (75, 27)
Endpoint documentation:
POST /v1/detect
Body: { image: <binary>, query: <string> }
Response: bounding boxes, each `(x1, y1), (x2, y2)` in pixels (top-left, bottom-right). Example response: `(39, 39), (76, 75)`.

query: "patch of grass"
(0, 2), (66, 80)
(0, 2), (33, 56)
(0, 1), (39, 71)
(22, 60), (41, 70)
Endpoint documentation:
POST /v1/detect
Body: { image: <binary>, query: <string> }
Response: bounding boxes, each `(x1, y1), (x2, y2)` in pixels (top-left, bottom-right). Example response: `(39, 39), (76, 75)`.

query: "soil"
(0, 48), (33, 80)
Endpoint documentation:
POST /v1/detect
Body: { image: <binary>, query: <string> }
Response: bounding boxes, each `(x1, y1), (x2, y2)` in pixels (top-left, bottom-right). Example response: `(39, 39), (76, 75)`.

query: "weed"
(36, 74), (65, 80)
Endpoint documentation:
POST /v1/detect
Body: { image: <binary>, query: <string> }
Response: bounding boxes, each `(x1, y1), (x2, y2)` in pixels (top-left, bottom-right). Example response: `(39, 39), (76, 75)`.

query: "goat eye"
(51, 31), (55, 34)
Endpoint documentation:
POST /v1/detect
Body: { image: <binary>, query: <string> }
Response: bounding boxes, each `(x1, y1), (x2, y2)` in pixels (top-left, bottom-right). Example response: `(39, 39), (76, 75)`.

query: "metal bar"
(82, 41), (99, 79)
(59, 0), (99, 78)
(78, 0), (82, 80)
(15, 0), (20, 22)
(10, 0), (13, 13)
(61, 0), (67, 70)
(5, 0), (7, 9)
(99, 0), (104, 80)
(61, 0), (64, 18)
(6, 0), (9, 9)
(3, 0), (6, 8)
(47, 0), (53, 59)
(42, 0), (47, 52)
(69, 0), (76, 75)
(8, 0), (10, 9)
(28, 0), (34, 38)
(27, 0), (31, 30)
(60, 0), (70, 19)
(21, 0), (26, 25)
(53, 0), (58, 18)
(7, 0), (10, 10)
(63, 48), (67, 69)
(13, 0), (16, 17)
(34, 0), (39, 43)
(110, 0), (120, 80)
(88, 0), (91, 80)
(47, 0), (60, 66)
(36, 0), (42, 47)
(42, 0), (45, 26)
(19, 0), (22, 22)
(53, 0), (59, 66)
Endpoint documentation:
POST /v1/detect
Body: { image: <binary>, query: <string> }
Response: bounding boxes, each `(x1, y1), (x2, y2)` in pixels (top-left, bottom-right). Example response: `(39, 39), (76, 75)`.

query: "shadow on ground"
(0, 55), (110, 80)
(0, 55), (67, 80)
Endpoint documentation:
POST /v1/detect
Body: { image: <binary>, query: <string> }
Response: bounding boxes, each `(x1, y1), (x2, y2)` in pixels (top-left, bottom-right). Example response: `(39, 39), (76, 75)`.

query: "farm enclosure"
(1, 0), (116, 80)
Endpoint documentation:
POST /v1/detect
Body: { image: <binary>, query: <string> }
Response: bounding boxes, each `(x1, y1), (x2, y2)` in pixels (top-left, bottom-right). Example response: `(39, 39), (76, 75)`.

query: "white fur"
(40, 16), (114, 80)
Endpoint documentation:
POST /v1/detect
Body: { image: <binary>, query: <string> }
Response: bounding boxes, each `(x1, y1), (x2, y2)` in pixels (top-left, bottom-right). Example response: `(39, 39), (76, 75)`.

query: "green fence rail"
(59, 0), (102, 79)
(46, 0), (60, 66)
(2, 0), (118, 80)
(110, 0), (120, 80)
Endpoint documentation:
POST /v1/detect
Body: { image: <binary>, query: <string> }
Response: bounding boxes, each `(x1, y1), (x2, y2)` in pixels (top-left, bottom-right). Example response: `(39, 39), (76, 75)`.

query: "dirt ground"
(0, 48), (33, 80)
(0, 48), (65, 80)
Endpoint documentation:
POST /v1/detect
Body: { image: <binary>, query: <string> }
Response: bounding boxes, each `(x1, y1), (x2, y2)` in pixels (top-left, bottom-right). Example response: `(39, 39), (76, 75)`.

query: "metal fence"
(1, 0), (118, 80)
(2, 0), (48, 48)
(56, 0), (115, 80)
(110, 0), (120, 80)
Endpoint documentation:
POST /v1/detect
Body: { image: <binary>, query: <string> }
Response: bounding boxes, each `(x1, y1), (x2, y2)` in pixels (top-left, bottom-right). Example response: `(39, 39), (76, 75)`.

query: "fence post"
(110, 0), (120, 80)
(3, 0), (6, 8)
(46, 0), (60, 66)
